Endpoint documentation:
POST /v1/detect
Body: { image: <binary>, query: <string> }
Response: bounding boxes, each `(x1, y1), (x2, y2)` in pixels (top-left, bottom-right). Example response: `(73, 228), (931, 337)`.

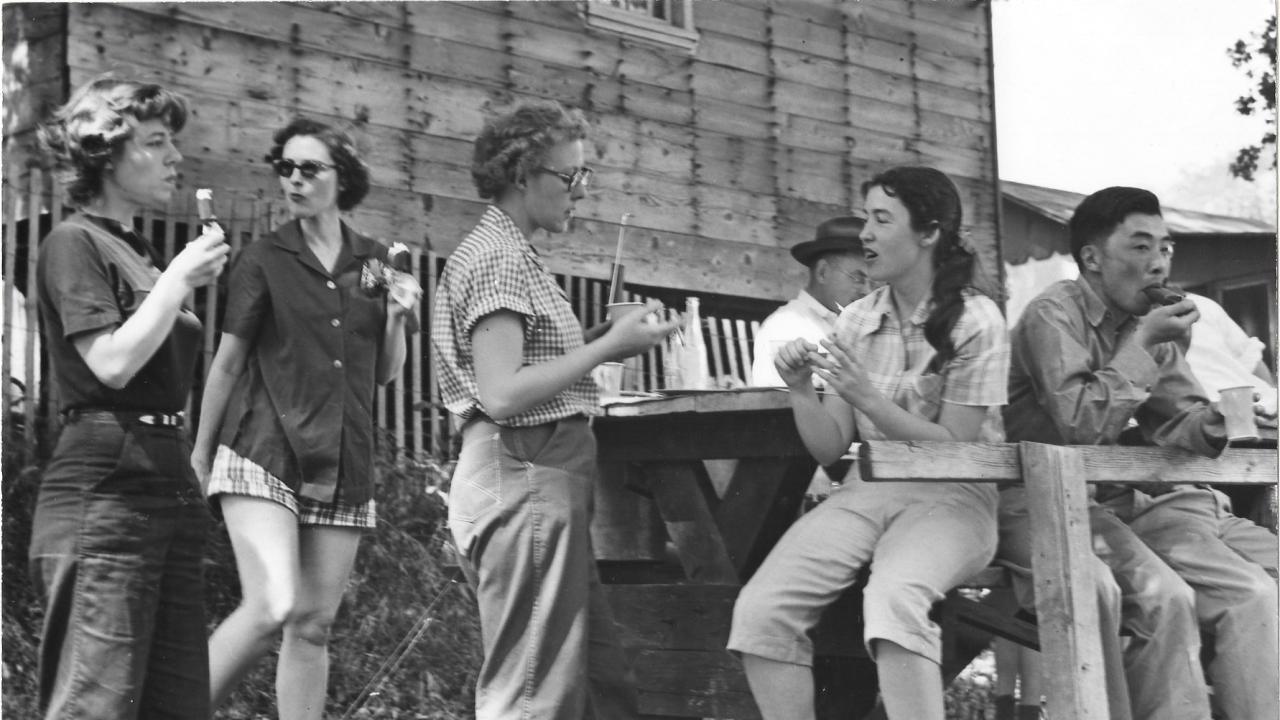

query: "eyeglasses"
(272, 158), (335, 180)
(536, 166), (593, 191)
(834, 267), (871, 288)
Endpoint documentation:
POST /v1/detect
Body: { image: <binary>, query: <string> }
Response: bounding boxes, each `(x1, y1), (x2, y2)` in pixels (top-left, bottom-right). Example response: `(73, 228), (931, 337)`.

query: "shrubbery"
(2, 437), (482, 719)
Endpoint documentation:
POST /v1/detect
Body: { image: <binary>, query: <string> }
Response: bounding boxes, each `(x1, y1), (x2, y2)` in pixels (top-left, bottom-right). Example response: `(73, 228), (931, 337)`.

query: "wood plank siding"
(7, 0), (1000, 302)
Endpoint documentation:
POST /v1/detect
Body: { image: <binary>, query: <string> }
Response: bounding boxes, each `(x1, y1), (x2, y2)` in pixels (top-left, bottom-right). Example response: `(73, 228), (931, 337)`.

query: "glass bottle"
(680, 297), (711, 389)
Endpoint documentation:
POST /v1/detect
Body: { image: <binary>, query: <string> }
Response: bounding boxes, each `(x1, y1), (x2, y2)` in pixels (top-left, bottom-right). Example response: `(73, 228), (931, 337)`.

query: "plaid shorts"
(207, 445), (376, 528)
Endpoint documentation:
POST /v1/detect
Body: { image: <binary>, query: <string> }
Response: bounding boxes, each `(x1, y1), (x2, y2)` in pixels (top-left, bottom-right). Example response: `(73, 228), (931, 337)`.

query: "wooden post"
(1019, 442), (1108, 719)
(2, 165), (18, 455)
(409, 247), (423, 457)
(23, 168), (42, 451)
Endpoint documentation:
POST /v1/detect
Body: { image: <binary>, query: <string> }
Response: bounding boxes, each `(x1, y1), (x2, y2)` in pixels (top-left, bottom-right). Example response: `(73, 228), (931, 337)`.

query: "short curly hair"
(471, 101), (589, 200)
(37, 75), (190, 207)
(265, 117), (370, 211)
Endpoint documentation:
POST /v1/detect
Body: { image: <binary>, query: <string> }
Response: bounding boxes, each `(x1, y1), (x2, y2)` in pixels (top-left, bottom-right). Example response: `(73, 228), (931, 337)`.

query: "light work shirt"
(751, 289), (838, 388)
(431, 205), (599, 427)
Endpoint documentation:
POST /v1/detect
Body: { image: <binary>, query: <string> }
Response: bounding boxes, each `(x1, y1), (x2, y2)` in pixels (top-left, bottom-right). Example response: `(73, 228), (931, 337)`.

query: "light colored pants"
(729, 478), (997, 665)
(999, 486), (1278, 720)
(448, 416), (638, 720)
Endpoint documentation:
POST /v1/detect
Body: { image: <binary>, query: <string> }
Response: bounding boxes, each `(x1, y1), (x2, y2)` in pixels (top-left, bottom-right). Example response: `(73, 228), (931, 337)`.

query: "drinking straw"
(607, 212), (633, 304)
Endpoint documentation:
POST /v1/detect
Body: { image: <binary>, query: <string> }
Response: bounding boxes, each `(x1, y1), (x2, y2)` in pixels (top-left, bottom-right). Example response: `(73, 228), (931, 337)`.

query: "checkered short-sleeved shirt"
(431, 206), (599, 427)
(832, 286), (1009, 441)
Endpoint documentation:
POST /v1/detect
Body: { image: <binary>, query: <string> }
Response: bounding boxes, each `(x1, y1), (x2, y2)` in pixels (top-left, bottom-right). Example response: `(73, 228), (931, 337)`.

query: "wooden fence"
(2, 170), (763, 464)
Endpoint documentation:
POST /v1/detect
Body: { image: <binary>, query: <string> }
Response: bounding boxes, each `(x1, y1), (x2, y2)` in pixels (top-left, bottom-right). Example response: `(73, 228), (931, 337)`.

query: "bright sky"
(992, 0), (1275, 205)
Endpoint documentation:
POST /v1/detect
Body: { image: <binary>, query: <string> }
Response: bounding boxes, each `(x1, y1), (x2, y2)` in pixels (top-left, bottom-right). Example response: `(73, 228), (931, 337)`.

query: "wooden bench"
(587, 391), (1276, 719)
(859, 440), (1279, 719)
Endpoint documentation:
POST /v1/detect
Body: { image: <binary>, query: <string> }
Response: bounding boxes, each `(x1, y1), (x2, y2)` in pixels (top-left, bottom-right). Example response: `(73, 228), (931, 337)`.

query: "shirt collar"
(1073, 275), (1129, 330)
(864, 285), (932, 329)
(483, 205), (548, 273)
(80, 213), (153, 259)
(796, 289), (838, 321)
(273, 218), (375, 258)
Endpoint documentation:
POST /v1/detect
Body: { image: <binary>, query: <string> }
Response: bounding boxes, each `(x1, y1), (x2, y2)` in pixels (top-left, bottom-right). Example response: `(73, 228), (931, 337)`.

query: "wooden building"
(4, 0), (1001, 304)
(3, 3), (1003, 717)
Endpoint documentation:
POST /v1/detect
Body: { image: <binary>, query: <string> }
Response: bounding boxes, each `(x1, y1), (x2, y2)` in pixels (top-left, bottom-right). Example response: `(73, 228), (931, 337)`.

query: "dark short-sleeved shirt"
(1004, 276), (1225, 458)
(218, 219), (390, 505)
(431, 205), (599, 427)
(37, 213), (201, 413)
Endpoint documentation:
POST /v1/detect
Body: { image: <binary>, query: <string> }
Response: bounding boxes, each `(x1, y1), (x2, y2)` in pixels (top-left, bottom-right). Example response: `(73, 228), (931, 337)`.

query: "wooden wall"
(6, 0), (1000, 302)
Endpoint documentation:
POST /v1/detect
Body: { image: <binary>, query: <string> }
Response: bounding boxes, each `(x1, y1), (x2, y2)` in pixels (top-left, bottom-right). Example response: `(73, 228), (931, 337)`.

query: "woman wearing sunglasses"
(32, 75), (229, 720)
(729, 166), (1009, 720)
(192, 117), (421, 719)
(432, 100), (678, 718)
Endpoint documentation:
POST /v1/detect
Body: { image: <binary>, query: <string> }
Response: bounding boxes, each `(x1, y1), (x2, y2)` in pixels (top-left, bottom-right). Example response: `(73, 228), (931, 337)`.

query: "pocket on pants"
(449, 431), (503, 524)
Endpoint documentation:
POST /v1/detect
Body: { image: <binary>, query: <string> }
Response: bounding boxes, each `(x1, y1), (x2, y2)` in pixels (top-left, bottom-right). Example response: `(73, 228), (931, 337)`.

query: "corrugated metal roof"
(1002, 180), (1276, 236)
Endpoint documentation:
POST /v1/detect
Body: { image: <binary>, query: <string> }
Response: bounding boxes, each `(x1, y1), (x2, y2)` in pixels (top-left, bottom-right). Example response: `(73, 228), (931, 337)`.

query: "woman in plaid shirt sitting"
(729, 166), (1010, 720)
(431, 101), (679, 719)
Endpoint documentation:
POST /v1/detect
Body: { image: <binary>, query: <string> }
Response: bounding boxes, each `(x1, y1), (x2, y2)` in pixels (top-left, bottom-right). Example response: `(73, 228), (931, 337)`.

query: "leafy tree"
(1228, 15), (1277, 181)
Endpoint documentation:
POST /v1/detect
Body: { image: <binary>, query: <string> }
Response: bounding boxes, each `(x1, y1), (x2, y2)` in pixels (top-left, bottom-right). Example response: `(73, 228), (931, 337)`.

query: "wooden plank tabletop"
(600, 387), (795, 417)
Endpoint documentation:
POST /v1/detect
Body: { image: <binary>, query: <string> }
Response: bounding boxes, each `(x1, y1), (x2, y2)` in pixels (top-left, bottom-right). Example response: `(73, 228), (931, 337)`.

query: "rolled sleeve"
(40, 231), (122, 339)
(458, 250), (535, 337)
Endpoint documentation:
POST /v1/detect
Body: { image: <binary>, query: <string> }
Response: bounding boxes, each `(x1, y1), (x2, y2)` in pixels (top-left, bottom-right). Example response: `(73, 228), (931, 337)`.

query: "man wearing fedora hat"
(751, 215), (870, 387)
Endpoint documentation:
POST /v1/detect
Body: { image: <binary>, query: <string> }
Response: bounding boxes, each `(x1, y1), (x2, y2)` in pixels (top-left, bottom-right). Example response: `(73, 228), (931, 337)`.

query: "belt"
(63, 408), (185, 428)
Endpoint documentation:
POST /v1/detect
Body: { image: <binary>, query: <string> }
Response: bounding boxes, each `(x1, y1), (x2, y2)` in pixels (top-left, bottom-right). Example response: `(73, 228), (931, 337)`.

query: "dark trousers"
(29, 415), (213, 720)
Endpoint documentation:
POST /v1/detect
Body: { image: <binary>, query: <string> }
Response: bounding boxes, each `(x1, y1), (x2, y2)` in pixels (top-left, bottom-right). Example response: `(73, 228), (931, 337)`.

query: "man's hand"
(1134, 299), (1198, 349)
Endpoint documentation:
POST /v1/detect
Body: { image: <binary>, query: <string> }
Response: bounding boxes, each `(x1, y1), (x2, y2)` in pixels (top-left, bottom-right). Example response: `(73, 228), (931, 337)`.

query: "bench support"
(1021, 442), (1109, 719)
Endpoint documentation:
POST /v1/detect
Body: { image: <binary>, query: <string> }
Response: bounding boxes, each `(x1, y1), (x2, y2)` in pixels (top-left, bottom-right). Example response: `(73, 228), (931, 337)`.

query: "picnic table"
(590, 387), (1279, 720)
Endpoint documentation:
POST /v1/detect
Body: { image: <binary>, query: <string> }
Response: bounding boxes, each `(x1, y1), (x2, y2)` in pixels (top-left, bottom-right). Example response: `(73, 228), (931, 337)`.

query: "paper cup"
(593, 362), (625, 398)
(606, 301), (645, 321)
(1219, 385), (1260, 442)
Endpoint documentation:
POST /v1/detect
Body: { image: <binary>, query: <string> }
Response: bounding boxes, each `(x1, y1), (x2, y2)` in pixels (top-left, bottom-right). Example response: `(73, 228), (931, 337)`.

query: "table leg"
(715, 457), (816, 577)
(639, 460), (740, 584)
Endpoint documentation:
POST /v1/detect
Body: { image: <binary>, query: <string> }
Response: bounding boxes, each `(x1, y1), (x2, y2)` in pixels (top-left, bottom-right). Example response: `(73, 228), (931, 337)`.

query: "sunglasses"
(536, 166), (593, 191)
(272, 158), (335, 180)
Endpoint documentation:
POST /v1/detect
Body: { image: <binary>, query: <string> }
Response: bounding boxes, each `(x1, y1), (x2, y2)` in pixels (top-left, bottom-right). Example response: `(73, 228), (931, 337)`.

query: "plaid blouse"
(431, 206), (599, 427)
(832, 285), (1009, 441)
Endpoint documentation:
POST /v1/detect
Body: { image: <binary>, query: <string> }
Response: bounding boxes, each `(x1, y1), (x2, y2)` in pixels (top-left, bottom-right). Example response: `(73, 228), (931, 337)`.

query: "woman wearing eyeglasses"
(192, 117), (421, 719)
(431, 100), (678, 719)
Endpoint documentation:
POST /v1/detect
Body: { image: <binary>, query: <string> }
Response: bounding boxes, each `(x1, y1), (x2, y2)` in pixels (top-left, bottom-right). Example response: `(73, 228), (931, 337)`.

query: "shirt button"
(331, 318), (341, 328)
(326, 280), (337, 290)
(333, 359), (343, 369)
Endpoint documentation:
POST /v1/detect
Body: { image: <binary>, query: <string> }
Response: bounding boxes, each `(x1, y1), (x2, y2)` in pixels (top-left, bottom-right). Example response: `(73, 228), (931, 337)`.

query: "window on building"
(582, 0), (698, 53)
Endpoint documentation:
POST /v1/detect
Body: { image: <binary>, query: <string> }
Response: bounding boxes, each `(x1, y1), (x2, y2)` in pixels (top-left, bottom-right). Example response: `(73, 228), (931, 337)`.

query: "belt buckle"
(138, 412), (182, 427)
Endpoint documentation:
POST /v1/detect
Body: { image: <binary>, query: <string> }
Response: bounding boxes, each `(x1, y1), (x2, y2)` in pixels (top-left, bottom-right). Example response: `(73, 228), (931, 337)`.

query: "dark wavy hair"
(1068, 186), (1163, 269)
(471, 101), (589, 200)
(861, 166), (975, 369)
(266, 117), (370, 211)
(37, 75), (190, 207)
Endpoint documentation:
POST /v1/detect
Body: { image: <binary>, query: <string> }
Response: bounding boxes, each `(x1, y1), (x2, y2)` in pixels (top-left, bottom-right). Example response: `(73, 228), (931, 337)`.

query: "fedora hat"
(789, 215), (866, 267)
